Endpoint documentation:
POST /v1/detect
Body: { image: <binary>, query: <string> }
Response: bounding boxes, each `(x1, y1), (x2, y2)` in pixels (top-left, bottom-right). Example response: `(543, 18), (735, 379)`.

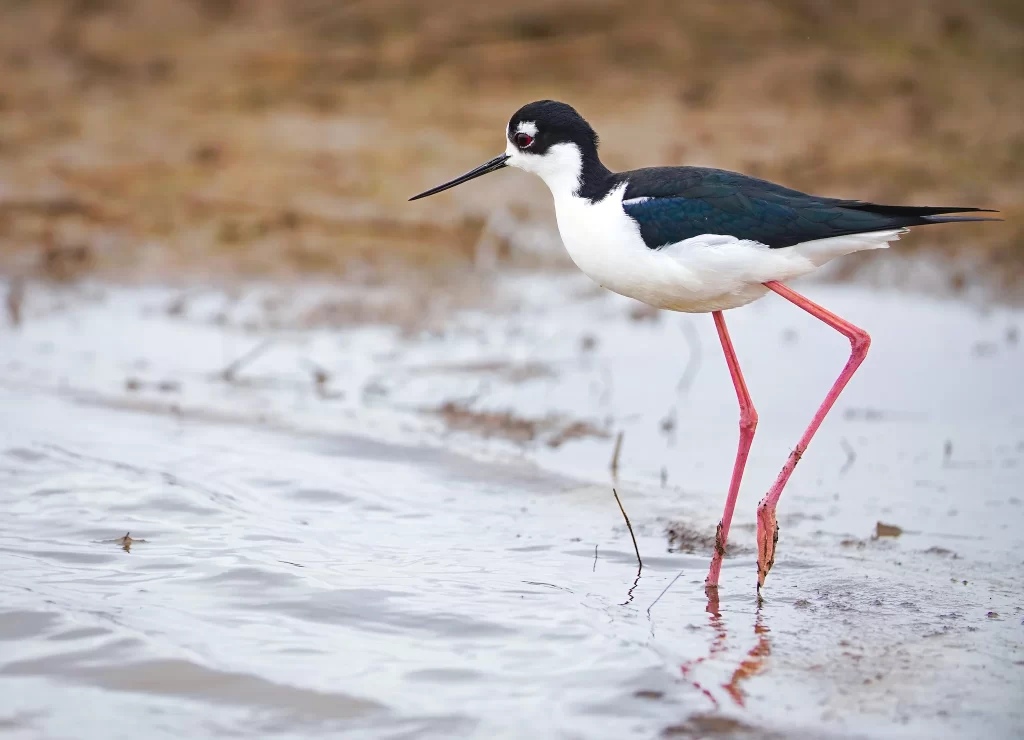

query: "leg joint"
(739, 408), (759, 432)
(848, 328), (871, 356)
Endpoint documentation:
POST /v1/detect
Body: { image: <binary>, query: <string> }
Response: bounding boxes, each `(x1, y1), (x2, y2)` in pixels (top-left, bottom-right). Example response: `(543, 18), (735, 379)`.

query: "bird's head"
(409, 100), (600, 201)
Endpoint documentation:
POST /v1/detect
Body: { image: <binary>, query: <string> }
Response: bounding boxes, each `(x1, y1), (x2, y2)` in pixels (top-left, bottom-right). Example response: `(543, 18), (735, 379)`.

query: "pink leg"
(705, 310), (758, 593)
(756, 281), (871, 590)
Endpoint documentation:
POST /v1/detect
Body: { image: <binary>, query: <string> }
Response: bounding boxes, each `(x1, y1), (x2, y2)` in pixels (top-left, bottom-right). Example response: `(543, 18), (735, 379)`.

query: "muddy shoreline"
(1, 1), (1020, 292)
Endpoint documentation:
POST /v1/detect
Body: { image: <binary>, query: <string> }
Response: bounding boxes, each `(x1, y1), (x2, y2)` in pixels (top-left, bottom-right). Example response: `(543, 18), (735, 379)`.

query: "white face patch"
(515, 121), (538, 136)
(504, 139), (584, 199)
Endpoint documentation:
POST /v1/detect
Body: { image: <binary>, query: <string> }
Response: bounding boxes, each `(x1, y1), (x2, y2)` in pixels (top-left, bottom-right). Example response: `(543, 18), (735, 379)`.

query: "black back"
(618, 166), (997, 249)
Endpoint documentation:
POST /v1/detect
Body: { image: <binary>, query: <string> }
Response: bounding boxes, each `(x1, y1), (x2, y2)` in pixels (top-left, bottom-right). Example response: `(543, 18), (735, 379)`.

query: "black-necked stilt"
(410, 100), (999, 594)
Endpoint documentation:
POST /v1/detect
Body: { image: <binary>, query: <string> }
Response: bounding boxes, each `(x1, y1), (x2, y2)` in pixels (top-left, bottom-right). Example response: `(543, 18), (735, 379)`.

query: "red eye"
(514, 132), (534, 148)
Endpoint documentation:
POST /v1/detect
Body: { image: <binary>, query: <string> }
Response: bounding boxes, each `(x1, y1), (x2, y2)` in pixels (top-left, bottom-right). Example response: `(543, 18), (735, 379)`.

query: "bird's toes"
(756, 508), (779, 588)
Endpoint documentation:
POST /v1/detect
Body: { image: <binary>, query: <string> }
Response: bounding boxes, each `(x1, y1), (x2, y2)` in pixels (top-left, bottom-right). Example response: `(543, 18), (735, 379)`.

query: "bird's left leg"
(705, 310), (758, 593)
(756, 281), (871, 590)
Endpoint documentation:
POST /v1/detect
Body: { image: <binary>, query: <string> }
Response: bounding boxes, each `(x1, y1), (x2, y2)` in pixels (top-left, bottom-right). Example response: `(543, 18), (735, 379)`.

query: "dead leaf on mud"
(874, 521), (903, 538)
(102, 532), (147, 552)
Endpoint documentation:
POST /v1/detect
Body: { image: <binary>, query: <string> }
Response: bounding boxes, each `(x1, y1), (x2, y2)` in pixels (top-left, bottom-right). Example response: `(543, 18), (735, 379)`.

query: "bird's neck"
(533, 143), (613, 202)
(577, 150), (614, 202)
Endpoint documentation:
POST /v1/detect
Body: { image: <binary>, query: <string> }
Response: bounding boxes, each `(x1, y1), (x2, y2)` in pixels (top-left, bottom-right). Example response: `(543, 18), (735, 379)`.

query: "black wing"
(620, 167), (998, 249)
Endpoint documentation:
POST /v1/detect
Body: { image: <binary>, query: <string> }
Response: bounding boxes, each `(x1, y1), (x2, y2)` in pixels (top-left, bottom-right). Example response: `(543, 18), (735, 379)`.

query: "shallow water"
(1, 275), (1022, 739)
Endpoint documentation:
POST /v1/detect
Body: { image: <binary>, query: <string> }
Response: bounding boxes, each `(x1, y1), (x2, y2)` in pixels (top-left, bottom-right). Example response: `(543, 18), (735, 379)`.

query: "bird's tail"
(846, 203), (1002, 226)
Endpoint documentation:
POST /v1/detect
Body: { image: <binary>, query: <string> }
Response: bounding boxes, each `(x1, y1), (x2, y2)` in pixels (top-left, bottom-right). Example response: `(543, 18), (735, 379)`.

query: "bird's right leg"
(754, 281), (870, 592)
(705, 310), (758, 595)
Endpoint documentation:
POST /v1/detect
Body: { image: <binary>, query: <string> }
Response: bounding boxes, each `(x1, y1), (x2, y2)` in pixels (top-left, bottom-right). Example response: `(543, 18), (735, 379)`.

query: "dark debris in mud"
(125, 377), (181, 394)
(634, 689), (664, 701)
(548, 420), (609, 449)
(628, 304), (661, 323)
(662, 713), (775, 738)
(409, 360), (557, 385)
(663, 521), (753, 555)
(431, 401), (609, 447)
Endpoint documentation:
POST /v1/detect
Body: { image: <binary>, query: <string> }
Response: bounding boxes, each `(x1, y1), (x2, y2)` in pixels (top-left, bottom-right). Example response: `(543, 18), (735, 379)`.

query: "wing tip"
(921, 214), (1003, 224)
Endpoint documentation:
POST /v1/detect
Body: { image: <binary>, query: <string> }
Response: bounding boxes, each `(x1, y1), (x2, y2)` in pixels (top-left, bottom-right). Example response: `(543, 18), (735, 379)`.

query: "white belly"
(551, 187), (899, 313)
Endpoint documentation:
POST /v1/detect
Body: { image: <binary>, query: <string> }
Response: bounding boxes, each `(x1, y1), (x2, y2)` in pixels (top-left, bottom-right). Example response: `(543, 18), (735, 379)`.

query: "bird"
(409, 99), (999, 595)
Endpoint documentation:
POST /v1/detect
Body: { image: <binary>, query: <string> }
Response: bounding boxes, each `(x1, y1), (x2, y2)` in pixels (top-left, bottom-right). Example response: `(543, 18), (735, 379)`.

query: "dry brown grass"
(0, 0), (1020, 288)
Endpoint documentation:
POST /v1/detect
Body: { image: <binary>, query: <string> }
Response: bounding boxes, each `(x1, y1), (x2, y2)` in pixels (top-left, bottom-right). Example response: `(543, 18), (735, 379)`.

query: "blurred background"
(0, 0), (1020, 293)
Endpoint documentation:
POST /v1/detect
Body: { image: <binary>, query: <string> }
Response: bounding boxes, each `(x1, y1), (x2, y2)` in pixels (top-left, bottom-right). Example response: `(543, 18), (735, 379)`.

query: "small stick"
(220, 339), (274, 382)
(299, 358), (332, 397)
(592, 544), (598, 572)
(613, 488), (642, 568)
(6, 278), (24, 327)
(609, 430), (624, 479)
(839, 437), (856, 475)
(677, 319), (702, 393)
(647, 567), (686, 617)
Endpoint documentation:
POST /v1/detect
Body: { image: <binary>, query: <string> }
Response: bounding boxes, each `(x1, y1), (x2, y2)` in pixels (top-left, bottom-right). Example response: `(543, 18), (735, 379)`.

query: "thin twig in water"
(610, 431), (624, 480)
(647, 567), (687, 617)
(300, 358), (338, 398)
(6, 278), (24, 328)
(613, 488), (642, 568)
(612, 488), (643, 605)
(220, 339), (275, 382)
(592, 544), (598, 572)
(677, 319), (702, 393)
(839, 437), (856, 475)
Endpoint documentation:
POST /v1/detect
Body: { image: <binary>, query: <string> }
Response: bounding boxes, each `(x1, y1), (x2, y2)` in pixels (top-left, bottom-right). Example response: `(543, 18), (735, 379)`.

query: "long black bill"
(409, 154), (510, 201)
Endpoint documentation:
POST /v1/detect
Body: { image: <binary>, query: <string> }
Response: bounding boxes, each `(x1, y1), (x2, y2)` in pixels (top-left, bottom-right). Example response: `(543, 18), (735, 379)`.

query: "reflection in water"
(620, 566), (642, 606)
(723, 614), (772, 707)
(678, 593), (728, 709)
(677, 592), (774, 710)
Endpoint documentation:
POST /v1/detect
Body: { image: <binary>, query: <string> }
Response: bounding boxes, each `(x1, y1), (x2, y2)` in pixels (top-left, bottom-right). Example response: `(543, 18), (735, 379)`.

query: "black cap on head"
(508, 100), (599, 155)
